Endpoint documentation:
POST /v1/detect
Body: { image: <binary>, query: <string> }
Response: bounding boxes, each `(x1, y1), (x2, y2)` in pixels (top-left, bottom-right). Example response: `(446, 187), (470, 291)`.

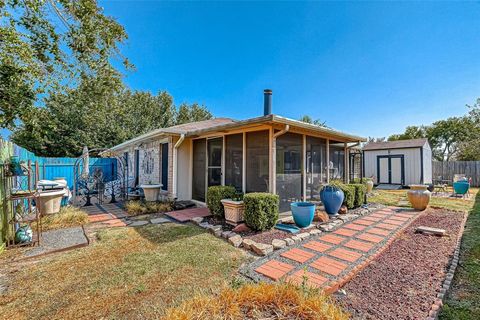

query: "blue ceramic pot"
(320, 186), (344, 216)
(453, 181), (470, 195)
(291, 202), (316, 228)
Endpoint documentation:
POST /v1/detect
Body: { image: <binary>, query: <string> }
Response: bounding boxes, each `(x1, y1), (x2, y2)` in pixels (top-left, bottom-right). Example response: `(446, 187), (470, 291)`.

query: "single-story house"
(109, 90), (366, 212)
(362, 138), (432, 186)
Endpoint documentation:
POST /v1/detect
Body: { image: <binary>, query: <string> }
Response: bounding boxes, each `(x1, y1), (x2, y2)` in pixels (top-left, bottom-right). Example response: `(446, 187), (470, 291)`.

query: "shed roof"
(363, 138), (428, 151)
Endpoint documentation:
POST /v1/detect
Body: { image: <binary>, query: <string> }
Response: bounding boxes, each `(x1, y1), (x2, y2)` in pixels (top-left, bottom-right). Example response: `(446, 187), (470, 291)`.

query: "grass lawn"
(0, 223), (250, 319)
(369, 188), (480, 319)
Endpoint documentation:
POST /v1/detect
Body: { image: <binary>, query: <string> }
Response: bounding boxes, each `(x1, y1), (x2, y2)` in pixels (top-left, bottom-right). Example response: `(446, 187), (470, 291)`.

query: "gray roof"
(110, 114), (366, 151)
(363, 138), (428, 151)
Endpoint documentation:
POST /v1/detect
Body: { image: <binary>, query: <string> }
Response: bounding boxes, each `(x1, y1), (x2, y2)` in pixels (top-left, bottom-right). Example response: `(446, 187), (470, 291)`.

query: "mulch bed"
(337, 208), (465, 320)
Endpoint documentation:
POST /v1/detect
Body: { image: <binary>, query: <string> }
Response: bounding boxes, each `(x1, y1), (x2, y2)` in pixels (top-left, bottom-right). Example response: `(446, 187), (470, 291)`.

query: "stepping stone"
(310, 256), (347, 276)
(281, 248), (315, 263)
(255, 260), (294, 280)
(318, 234), (345, 245)
(287, 270), (328, 288)
(344, 239), (375, 252)
(303, 240), (332, 253)
(415, 226), (446, 236)
(129, 220), (149, 227)
(150, 217), (171, 224)
(328, 247), (363, 262)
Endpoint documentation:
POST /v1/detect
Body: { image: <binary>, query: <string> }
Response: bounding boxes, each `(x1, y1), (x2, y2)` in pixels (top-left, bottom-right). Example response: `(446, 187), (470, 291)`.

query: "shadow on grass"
(131, 222), (208, 245)
(439, 191), (480, 320)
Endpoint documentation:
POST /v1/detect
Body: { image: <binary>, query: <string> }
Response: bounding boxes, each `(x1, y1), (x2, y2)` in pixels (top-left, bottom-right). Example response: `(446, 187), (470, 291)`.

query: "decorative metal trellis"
(72, 148), (127, 206)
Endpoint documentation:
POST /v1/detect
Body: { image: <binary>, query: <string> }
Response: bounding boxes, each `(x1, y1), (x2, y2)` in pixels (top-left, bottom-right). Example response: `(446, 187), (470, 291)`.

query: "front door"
(207, 137), (223, 187)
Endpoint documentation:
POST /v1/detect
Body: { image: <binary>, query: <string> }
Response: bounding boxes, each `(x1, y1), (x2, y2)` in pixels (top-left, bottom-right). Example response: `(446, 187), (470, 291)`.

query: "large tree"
(0, 0), (132, 129)
(299, 115), (327, 127)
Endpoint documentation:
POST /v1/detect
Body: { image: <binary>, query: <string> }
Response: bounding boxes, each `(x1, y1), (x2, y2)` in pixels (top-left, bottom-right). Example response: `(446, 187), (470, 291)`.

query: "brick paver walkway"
(165, 207), (210, 222)
(84, 203), (129, 227)
(249, 207), (419, 294)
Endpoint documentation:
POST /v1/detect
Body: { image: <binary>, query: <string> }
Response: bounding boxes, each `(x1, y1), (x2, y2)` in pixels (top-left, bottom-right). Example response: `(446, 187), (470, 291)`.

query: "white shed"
(363, 138), (432, 186)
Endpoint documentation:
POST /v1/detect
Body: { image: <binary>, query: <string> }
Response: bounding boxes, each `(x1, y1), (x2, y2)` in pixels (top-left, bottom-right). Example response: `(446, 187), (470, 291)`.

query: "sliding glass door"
(192, 139), (206, 202)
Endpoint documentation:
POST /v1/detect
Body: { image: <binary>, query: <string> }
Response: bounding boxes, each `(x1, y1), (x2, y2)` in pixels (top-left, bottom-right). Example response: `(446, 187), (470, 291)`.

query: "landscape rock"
(291, 235), (301, 242)
(228, 235), (243, 247)
(285, 238), (295, 246)
(242, 238), (255, 250)
(214, 229), (223, 237)
(309, 229), (322, 236)
(251, 242), (274, 256)
(297, 232), (310, 240)
(232, 223), (251, 233)
(208, 225), (222, 233)
(272, 239), (287, 250)
(314, 211), (330, 223)
(221, 231), (234, 239)
(129, 220), (149, 227)
(150, 217), (171, 224)
(199, 222), (210, 229)
(339, 205), (348, 215)
(191, 217), (204, 225)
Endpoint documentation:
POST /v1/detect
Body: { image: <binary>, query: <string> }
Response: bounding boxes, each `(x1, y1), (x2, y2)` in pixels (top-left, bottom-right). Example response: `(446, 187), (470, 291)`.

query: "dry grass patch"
(0, 223), (249, 319)
(40, 206), (88, 231)
(125, 200), (173, 216)
(163, 282), (348, 320)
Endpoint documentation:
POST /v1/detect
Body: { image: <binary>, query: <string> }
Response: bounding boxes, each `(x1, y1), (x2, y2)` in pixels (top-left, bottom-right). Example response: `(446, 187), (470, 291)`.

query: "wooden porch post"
(302, 134), (306, 201)
(344, 142), (349, 183)
(242, 132), (246, 193)
(326, 139), (330, 183)
(269, 127), (274, 194)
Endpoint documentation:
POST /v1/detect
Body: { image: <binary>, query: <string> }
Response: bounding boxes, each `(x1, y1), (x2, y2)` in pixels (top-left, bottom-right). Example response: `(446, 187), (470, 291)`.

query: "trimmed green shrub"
(206, 186), (236, 217)
(244, 193), (279, 231)
(351, 183), (366, 207)
(338, 184), (355, 209)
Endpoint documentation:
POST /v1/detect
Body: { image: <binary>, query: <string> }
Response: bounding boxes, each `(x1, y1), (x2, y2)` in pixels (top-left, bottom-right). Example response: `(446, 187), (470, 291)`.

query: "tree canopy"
(387, 101), (480, 161)
(1, 0), (213, 157)
(299, 115), (327, 127)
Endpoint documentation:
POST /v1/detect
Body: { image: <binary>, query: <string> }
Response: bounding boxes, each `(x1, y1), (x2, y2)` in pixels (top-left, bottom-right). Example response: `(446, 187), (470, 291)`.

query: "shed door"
(390, 157), (402, 184)
(378, 158), (389, 184)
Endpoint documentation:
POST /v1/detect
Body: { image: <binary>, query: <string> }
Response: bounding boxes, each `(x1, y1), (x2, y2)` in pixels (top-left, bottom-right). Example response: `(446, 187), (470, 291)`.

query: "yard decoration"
(221, 199), (245, 225)
(290, 202), (315, 228)
(366, 178), (374, 193)
(453, 180), (470, 197)
(140, 183), (162, 201)
(407, 185), (431, 211)
(207, 186), (236, 218)
(37, 189), (65, 215)
(244, 193), (279, 231)
(320, 185), (344, 216)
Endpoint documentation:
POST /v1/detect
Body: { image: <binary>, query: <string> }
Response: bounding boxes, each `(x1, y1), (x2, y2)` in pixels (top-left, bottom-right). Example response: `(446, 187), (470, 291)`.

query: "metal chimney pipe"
(263, 89), (272, 116)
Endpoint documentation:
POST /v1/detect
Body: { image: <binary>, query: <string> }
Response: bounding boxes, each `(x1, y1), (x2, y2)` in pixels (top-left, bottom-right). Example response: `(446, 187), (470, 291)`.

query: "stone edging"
(425, 210), (469, 320)
(191, 204), (386, 257)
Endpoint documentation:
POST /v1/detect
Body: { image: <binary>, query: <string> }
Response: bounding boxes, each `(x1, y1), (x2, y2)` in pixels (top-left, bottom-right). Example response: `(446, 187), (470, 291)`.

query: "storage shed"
(363, 138), (432, 186)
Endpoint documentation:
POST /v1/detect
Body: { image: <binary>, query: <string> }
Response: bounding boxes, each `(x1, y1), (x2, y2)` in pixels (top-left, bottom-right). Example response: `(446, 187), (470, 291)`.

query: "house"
(109, 90), (366, 212)
(362, 138), (432, 187)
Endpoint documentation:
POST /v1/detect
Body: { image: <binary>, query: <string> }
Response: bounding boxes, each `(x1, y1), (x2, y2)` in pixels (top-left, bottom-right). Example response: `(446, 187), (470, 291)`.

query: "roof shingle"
(363, 138), (428, 151)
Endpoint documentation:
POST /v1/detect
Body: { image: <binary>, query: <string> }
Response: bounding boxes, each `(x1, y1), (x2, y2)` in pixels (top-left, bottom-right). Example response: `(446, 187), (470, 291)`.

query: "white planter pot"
(140, 184), (162, 202)
(221, 199), (245, 225)
(37, 190), (65, 215)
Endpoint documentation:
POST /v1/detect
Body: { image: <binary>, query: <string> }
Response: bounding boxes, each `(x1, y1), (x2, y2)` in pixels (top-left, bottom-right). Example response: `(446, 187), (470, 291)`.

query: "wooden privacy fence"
(432, 161), (480, 187)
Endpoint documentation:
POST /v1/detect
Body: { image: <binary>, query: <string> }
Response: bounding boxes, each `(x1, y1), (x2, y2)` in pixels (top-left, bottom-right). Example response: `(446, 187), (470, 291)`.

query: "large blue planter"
(320, 186), (344, 216)
(453, 181), (470, 195)
(291, 202), (316, 228)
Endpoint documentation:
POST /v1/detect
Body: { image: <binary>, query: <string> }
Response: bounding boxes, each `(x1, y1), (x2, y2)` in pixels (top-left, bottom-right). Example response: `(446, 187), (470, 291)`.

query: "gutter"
(172, 134), (185, 198)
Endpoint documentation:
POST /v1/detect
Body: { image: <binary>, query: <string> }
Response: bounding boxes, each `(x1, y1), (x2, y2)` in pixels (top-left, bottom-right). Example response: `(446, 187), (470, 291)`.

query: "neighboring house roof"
(109, 114), (366, 151)
(363, 138), (429, 151)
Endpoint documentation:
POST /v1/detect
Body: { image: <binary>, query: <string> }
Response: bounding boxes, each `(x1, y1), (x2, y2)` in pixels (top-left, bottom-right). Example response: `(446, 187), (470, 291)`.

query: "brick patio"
(249, 207), (419, 294)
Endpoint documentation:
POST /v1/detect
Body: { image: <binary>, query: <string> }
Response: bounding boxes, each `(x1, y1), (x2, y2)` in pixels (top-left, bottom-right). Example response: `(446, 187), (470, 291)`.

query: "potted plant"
(221, 192), (245, 225)
(140, 181), (163, 202)
(320, 184), (344, 217)
(290, 202), (316, 228)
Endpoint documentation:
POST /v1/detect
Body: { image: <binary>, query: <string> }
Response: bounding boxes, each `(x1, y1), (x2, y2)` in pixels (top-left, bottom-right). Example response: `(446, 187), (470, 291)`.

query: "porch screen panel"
(192, 139), (206, 202)
(225, 134), (243, 191)
(329, 144), (345, 181)
(276, 132), (303, 212)
(306, 136), (326, 201)
(246, 130), (269, 193)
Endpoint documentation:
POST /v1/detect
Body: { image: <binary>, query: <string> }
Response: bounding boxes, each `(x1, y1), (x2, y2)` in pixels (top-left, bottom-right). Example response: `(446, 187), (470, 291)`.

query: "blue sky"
(9, 1), (479, 140)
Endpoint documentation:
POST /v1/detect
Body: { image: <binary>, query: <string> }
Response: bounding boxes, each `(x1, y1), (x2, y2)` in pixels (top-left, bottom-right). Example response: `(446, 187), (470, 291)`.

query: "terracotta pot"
(366, 180), (374, 193)
(37, 190), (65, 215)
(407, 185), (431, 211)
(221, 199), (245, 225)
(140, 184), (162, 202)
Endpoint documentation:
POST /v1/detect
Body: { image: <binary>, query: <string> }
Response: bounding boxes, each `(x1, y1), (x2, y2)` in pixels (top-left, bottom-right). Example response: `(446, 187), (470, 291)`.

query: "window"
(225, 134), (243, 191)
(306, 136), (326, 201)
(192, 139), (206, 202)
(329, 144), (345, 181)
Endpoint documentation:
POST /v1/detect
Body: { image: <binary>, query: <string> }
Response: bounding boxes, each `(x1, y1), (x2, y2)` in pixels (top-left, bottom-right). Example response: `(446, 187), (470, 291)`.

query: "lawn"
(369, 188), (480, 320)
(0, 223), (250, 319)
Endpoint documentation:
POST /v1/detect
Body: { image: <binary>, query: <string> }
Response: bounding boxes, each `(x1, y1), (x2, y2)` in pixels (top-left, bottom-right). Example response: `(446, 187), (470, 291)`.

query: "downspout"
(172, 134), (185, 199)
(271, 125), (289, 194)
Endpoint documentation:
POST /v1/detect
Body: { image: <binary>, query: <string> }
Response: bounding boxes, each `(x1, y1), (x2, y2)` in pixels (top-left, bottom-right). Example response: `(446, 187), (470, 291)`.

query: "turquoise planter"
(291, 202), (316, 228)
(453, 181), (470, 195)
(320, 186), (344, 216)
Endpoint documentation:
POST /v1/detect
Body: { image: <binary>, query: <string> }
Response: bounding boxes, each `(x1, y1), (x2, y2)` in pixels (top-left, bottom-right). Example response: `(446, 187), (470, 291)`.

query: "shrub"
(243, 192), (279, 231)
(329, 182), (355, 209)
(206, 185), (236, 217)
(125, 200), (173, 216)
(162, 282), (349, 320)
(351, 183), (366, 207)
